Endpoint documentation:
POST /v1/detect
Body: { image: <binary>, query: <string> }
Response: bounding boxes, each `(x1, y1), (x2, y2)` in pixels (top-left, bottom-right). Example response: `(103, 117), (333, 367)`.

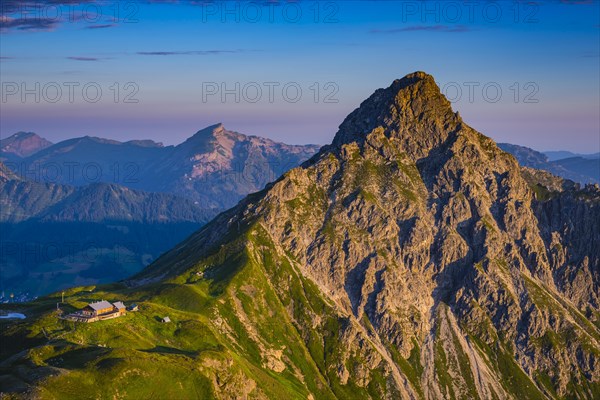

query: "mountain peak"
(390, 70), (436, 89)
(212, 122), (225, 132)
(196, 123), (225, 135)
(184, 123), (228, 141)
(179, 123), (246, 151)
(332, 71), (459, 159)
(6, 131), (37, 140)
(0, 131), (53, 158)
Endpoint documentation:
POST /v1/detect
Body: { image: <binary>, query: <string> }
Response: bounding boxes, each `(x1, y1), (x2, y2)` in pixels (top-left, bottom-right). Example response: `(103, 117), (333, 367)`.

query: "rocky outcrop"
(533, 183), (600, 312)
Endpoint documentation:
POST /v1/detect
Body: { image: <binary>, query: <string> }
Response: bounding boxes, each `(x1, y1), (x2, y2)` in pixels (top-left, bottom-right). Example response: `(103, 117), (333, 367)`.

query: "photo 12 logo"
(398, 1), (540, 24)
(1, 82), (140, 104)
(0, 1), (140, 25)
(201, 81), (340, 104)
(194, 160), (311, 186)
(4, 161), (141, 185)
(199, 1), (340, 23)
(440, 81), (540, 104)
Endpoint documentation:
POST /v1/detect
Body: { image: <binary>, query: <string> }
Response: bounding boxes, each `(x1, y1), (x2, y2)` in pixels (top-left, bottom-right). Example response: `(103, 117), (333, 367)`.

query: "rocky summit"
(1, 72), (599, 399)
(0, 132), (53, 160)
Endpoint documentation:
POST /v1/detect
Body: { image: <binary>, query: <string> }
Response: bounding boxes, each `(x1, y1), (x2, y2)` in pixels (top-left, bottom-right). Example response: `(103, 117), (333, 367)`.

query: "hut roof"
(113, 301), (126, 309)
(86, 300), (113, 311)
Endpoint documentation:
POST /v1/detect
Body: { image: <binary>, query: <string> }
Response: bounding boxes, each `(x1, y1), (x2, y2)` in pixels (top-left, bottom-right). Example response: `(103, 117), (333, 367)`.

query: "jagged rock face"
(332, 72), (459, 160)
(138, 72), (600, 399)
(533, 185), (600, 311)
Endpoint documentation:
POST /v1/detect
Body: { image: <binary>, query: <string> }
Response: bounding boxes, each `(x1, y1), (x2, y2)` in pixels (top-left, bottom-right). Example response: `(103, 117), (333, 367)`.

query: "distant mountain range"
(0, 164), (215, 224)
(1, 124), (321, 209)
(0, 160), (215, 297)
(0, 127), (319, 297)
(498, 143), (599, 184)
(544, 150), (600, 162)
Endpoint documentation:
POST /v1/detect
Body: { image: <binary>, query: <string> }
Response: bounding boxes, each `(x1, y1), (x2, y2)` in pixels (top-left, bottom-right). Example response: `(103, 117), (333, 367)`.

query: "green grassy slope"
(0, 222), (396, 399)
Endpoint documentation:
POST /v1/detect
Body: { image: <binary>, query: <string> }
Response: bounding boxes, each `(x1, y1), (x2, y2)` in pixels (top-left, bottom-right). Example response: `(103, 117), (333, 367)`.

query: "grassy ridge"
(0, 224), (391, 399)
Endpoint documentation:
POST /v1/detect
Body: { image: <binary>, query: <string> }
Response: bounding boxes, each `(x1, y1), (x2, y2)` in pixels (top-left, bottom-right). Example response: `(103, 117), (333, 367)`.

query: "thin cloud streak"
(0, 16), (59, 31)
(370, 25), (471, 34)
(580, 52), (599, 58)
(137, 50), (245, 56)
(86, 24), (116, 30)
(67, 56), (101, 61)
(1, 1), (116, 32)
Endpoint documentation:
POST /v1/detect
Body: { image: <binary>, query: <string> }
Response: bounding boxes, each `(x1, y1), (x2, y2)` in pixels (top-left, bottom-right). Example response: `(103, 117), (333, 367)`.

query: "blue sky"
(1, 0), (599, 153)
